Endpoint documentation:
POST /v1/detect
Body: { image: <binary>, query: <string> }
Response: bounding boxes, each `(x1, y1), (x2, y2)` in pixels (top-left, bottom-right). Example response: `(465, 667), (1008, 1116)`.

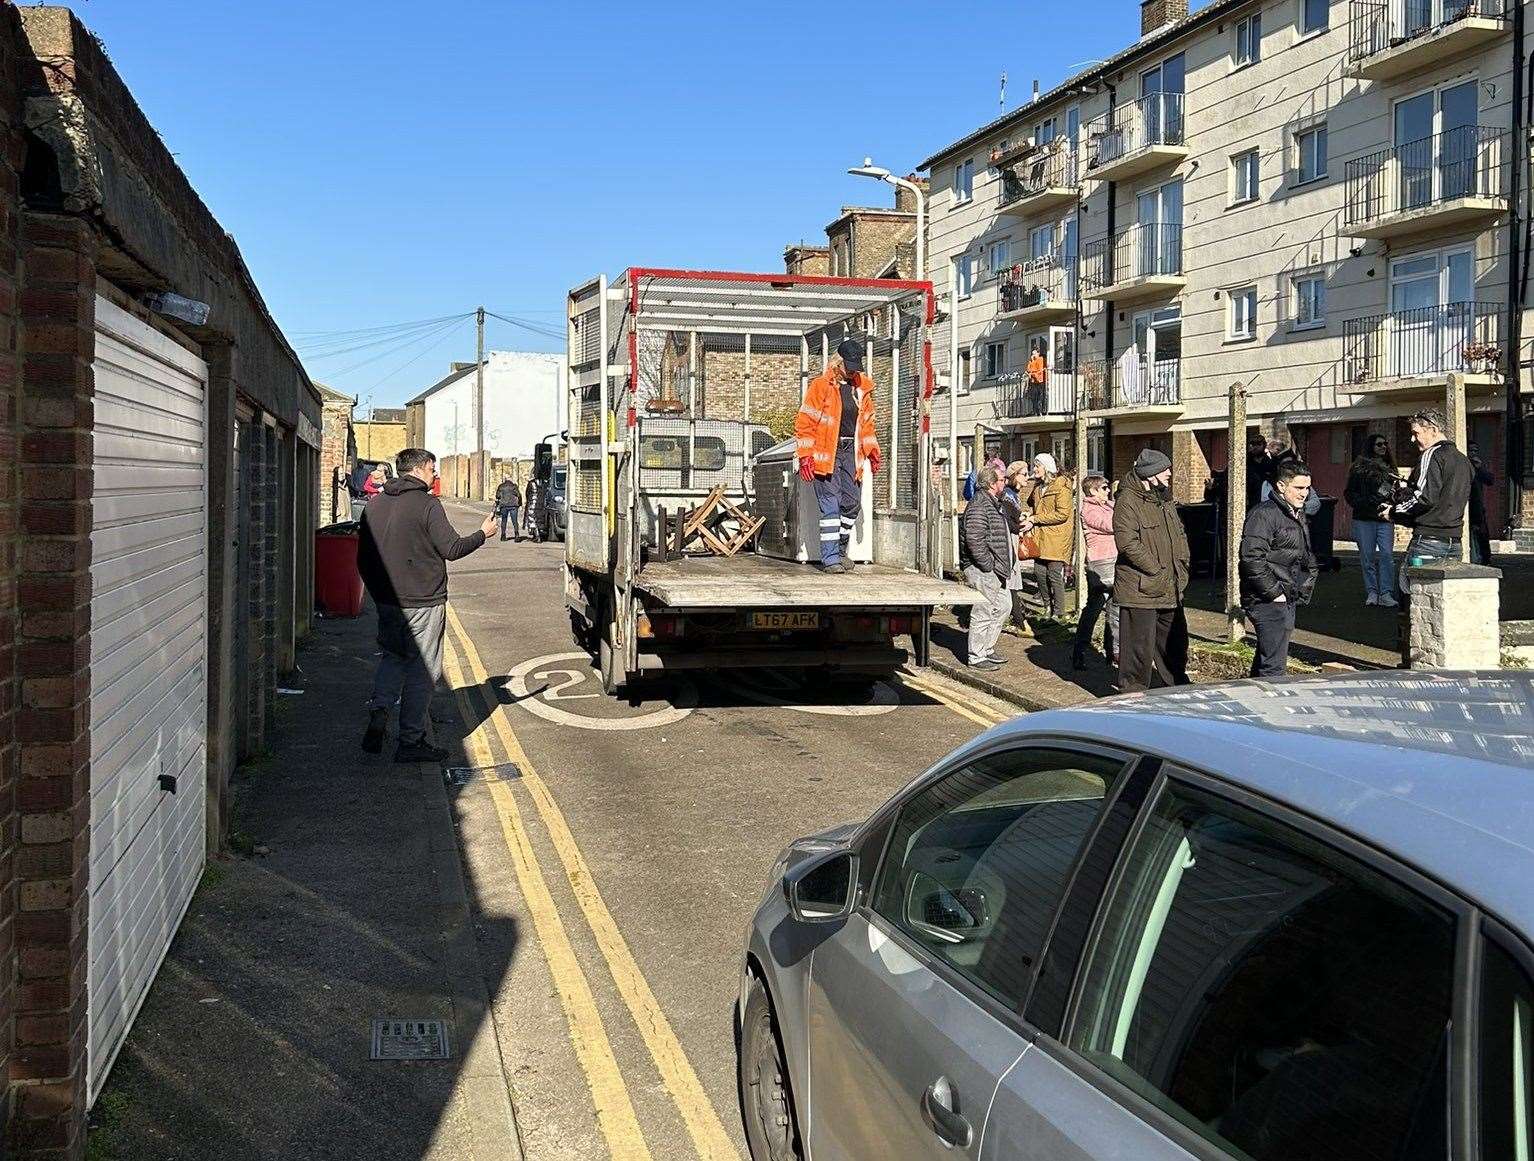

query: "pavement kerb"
(917, 657), (1069, 714)
(422, 759), (528, 1160)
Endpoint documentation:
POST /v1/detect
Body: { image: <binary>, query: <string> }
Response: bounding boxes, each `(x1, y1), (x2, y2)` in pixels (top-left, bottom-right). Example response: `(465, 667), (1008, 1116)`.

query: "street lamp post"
(847, 158), (925, 281)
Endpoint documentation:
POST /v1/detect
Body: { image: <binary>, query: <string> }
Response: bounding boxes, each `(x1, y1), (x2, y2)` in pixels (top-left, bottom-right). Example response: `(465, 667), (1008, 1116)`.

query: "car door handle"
(921, 1075), (973, 1149)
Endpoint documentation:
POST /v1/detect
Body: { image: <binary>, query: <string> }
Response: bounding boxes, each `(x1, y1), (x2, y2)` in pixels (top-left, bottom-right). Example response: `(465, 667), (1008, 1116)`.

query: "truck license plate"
(751, 611), (819, 630)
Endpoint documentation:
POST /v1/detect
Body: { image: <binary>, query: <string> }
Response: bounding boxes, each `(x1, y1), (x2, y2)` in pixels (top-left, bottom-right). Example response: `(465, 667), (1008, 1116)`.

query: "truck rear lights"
(641, 614), (683, 639)
(887, 615), (914, 636)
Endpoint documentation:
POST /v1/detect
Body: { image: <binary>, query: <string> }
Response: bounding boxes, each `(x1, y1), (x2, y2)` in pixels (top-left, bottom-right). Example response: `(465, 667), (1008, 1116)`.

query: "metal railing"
(999, 142), (1081, 205)
(1345, 126), (1508, 225)
(997, 256), (1077, 314)
(1348, 0), (1507, 61)
(1079, 357), (1181, 410)
(994, 369), (1077, 420)
(1085, 93), (1186, 173)
(1081, 223), (1182, 294)
(1341, 301), (1501, 383)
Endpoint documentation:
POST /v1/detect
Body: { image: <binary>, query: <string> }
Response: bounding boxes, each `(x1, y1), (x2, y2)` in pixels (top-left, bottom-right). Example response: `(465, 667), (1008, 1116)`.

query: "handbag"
(1018, 531), (1042, 561)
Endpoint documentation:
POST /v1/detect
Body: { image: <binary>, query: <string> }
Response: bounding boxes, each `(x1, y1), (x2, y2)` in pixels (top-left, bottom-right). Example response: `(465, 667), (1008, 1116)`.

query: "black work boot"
(395, 740), (448, 764)
(361, 707), (389, 754)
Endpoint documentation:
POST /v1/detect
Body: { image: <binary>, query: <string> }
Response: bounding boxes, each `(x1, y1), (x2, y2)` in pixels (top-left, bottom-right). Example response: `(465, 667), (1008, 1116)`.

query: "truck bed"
(634, 554), (979, 609)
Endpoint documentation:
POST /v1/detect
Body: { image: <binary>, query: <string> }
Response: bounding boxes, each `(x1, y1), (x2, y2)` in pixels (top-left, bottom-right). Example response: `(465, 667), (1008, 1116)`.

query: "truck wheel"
(597, 598), (623, 695)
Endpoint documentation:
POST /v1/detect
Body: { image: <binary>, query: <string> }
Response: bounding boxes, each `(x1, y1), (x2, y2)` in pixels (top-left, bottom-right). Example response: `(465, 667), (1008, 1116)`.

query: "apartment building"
(923, 0), (1531, 536)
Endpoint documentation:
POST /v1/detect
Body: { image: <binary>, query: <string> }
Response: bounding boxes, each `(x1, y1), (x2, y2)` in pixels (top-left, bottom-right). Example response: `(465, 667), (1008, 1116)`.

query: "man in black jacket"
(961, 465), (1014, 672)
(359, 448), (497, 761)
(495, 475), (522, 541)
(1240, 458), (1319, 678)
(1390, 408), (1473, 600)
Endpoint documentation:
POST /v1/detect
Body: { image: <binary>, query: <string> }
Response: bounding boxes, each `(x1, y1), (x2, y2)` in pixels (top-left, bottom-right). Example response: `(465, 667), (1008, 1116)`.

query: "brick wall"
(784, 246), (828, 276)
(698, 339), (802, 429)
(11, 210), (96, 1159)
(850, 214), (915, 279)
(318, 398), (352, 526)
(0, 10), (19, 1139)
(353, 421), (404, 466)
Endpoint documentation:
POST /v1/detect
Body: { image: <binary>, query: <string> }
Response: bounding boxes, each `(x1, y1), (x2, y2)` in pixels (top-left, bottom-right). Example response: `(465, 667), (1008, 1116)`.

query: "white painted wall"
(420, 350), (564, 459)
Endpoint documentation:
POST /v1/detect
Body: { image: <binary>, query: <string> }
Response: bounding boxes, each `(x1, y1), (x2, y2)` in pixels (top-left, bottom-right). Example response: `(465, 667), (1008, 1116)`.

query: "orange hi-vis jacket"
(1027, 350), (1047, 384)
(795, 369), (880, 481)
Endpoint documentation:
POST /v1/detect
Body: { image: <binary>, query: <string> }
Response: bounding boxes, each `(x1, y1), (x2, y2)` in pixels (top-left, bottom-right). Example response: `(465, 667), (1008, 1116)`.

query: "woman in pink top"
(1073, 473), (1119, 670)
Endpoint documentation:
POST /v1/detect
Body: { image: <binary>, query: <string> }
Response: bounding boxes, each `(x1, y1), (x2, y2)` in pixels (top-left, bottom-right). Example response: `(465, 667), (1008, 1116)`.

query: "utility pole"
(475, 305), (486, 500)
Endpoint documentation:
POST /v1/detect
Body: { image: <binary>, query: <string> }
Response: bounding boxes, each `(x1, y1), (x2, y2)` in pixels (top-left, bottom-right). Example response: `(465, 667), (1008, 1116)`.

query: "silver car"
(736, 672), (1534, 1160)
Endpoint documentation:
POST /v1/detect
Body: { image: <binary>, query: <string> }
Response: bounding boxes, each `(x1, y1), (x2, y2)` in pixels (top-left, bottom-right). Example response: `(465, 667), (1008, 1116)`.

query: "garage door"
(87, 296), (209, 1102)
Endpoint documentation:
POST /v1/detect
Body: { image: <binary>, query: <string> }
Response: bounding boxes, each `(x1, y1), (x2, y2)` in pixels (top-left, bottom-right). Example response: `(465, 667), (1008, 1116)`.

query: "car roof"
(995, 672), (1534, 935)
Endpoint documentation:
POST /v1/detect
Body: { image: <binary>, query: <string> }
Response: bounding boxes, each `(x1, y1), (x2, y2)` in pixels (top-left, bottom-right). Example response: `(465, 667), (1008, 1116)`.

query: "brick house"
(0, 9), (322, 1155)
(354, 406), (406, 467)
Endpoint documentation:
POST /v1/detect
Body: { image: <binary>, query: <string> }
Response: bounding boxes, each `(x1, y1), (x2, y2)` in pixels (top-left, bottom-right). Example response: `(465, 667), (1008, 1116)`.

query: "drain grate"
(443, 763), (521, 786)
(371, 1018), (451, 1061)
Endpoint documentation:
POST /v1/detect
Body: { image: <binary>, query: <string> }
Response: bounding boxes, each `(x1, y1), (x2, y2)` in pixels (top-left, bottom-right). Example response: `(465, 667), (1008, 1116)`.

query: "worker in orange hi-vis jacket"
(794, 337), (881, 574)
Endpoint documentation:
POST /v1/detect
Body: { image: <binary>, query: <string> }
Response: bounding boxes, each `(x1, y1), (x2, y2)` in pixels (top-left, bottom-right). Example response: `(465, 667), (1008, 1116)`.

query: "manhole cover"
(371, 1018), (451, 1061)
(443, 763), (521, 786)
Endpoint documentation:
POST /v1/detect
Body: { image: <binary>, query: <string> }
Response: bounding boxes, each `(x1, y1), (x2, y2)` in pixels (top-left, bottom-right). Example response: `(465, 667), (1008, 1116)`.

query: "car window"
(870, 747), (1129, 1010)
(1068, 782), (1455, 1161)
(1481, 935), (1534, 1160)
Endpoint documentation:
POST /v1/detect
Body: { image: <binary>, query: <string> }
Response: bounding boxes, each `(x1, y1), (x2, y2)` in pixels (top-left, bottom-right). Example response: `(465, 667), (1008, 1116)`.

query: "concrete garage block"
(1405, 562), (1502, 670)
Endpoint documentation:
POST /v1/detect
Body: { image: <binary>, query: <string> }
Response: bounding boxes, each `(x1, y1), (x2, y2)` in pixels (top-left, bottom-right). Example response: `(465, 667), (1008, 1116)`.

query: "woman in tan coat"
(1028, 453), (1074, 619)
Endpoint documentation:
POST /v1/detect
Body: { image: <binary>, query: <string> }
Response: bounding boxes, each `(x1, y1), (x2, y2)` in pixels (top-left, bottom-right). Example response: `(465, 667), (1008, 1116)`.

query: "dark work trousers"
(1246, 599), (1297, 677)
(1033, 559), (1067, 618)
(1117, 605), (1190, 693)
(813, 437), (859, 566)
(498, 505), (520, 540)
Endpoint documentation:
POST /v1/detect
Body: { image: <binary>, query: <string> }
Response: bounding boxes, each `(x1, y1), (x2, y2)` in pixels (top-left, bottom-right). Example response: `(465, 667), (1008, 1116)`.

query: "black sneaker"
(969, 658), (1003, 672)
(361, 708), (389, 754)
(394, 741), (449, 764)
(823, 561), (849, 574)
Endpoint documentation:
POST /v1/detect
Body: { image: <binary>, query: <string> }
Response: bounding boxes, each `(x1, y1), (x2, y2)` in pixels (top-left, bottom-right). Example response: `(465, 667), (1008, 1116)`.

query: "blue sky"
(80, 1), (1131, 408)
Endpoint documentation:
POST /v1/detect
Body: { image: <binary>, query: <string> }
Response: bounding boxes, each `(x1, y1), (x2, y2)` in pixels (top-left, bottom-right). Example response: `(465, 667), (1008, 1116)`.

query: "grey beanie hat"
(1133, 448), (1172, 479)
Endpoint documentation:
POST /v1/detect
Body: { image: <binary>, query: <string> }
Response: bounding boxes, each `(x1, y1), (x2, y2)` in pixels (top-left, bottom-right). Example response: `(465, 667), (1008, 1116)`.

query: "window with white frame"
(1029, 224), (1055, 262)
(1231, 149), (1260, 205)
(1236, 12), (1262, 64)
(959, 347), (973, 395)
(1087, 429), (1106, 474)
(954, 158), (975, 203)
(1293, 272), (1326, 329)
(1301, 0), (1328, 34)
(988, 239), (1012, 277)
(1294, 124), (1327, 184)
(954, 253), (974, 299)
(984, 340), (1007, 378)
(1035, 118), (1058, 145)
(1230, 286), (1258, 339)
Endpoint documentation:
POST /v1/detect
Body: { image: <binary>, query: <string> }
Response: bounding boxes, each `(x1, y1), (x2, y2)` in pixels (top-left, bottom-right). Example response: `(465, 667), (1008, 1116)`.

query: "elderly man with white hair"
(1027, 451), (1075, 620)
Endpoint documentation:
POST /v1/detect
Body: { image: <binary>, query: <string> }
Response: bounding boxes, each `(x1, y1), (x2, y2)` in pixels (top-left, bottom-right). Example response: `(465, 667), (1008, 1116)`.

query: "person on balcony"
(1026, 342), (1048, 417)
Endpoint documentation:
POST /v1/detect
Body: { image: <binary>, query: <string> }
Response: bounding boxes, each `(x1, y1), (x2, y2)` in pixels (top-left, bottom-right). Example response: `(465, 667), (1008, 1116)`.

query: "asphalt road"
(436, 503), (1017, 1160)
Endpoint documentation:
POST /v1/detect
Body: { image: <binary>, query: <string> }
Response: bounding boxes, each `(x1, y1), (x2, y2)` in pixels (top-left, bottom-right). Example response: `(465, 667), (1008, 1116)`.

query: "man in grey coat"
(358, 447), (497, 762)
(962, 464), (1014, 672)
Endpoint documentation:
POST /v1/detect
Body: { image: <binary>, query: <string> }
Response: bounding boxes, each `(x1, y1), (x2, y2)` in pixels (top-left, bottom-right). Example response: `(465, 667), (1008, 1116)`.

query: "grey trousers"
(368, 603), (446, 745)
(964, 566), (1011, 664)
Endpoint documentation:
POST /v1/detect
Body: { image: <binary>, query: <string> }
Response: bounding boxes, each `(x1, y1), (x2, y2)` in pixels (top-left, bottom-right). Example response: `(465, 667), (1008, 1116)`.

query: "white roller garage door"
(87, 296), (209, 1102)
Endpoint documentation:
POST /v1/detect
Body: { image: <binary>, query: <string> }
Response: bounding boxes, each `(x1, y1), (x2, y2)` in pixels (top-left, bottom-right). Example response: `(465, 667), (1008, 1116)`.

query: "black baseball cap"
(837, 337), (864, 374)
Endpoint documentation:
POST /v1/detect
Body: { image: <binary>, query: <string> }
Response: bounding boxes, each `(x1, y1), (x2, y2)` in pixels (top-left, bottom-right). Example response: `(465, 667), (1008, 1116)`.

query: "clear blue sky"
(79, 1), (1131, 409)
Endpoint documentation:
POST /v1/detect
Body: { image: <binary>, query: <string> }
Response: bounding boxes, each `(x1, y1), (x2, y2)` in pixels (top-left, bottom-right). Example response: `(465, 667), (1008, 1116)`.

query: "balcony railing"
(1079, 356), (1182, 410)
(997, 257), (1076, 315)
(995, 369), (1077, 421)
(1341, 301), (1501, 384)
(1348, 0), (1507, 64)
(1345, 126), (1508, 227)
(999, 142), (1080, 207)
(1081, 223), (1182, 295)
(1084, 93), (1186, 175)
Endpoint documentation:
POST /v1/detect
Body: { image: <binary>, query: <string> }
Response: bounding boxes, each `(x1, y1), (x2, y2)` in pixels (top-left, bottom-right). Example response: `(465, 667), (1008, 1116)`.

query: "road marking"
(898, 671), (1009, 728)
(442, 636), (654, 1161)
(448, 605), (743, 1161)
(508, 651), (697, 731)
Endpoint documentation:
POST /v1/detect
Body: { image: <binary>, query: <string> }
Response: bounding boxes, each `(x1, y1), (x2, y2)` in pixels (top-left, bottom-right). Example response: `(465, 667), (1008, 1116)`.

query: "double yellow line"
(899, 669), (1011, 729)
(441, 604), (740, 1161)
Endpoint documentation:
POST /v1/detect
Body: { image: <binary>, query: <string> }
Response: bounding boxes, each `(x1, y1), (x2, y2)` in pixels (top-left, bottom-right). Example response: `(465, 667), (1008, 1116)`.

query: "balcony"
(998, 142), (1080, 217)
(1341, 301), (1503, 399)
(996, 259), (1076, 325)
(1081, 223), (1184, 304)
(993, 370), (1076, 430)
(1346, 127), (1508, 241)
(1083, 94), (1188, 185)
(1079, 356), (1183, 418)
(1348, 0), (1508, 80)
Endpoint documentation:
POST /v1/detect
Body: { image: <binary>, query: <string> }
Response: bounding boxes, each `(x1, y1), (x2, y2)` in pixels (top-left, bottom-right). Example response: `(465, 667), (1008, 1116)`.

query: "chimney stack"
(1141, 0), (1188, 35)
(1031, 79), (1040, 103)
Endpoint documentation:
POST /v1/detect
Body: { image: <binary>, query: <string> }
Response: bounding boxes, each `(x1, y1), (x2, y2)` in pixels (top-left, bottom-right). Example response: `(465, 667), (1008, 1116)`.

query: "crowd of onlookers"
(958, 406), (1484, 690)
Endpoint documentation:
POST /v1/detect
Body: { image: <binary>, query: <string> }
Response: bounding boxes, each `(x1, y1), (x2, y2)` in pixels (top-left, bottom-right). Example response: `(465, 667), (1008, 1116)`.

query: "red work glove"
(798, 456), (816, 482)
(867, 449), (882, 475)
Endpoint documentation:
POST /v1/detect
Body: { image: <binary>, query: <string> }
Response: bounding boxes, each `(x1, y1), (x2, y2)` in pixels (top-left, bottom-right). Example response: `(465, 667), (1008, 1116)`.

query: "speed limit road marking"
(506, 652), (696, 731)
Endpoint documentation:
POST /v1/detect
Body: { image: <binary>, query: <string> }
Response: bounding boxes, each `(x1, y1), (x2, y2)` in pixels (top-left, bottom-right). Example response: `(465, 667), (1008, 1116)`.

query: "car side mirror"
(784, 849), (858, 923)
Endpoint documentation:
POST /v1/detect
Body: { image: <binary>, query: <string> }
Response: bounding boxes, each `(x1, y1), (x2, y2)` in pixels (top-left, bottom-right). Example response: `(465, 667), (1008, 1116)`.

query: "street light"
(848, 157), (925, 282)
